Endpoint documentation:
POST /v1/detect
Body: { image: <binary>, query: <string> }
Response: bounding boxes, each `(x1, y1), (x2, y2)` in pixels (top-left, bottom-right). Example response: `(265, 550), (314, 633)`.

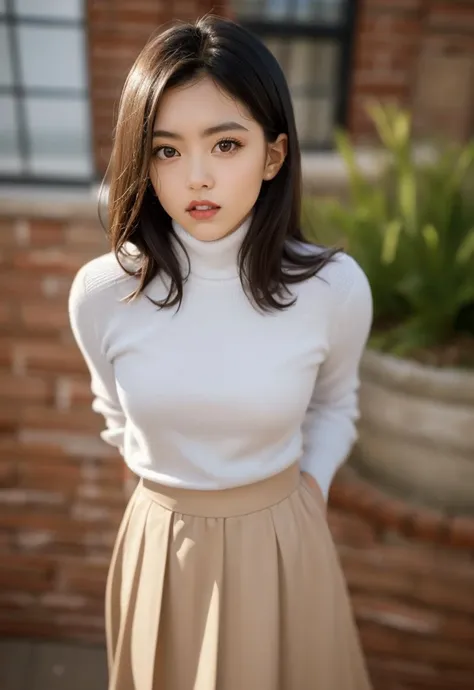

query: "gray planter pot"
(353, 349), (474, 513)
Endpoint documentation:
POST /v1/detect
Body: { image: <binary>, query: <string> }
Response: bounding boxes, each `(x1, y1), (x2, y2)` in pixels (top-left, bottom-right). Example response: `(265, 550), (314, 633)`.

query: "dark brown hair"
(103, 14), (340, 311)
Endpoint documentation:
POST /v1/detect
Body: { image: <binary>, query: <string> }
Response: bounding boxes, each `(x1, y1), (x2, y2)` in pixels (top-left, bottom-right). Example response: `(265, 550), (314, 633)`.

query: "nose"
(186, 156), (214, 191)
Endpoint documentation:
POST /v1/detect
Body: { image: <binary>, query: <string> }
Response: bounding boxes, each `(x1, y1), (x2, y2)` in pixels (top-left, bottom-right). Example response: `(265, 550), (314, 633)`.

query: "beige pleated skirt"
(105, 462), (372, 690)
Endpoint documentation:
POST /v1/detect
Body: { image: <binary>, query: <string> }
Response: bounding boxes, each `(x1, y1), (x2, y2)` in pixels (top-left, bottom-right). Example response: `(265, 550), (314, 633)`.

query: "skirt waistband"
(139, 463), (301, 518)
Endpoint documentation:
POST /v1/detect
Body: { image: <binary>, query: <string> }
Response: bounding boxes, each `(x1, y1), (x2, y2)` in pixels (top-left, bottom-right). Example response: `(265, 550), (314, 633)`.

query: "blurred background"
(0, 1), (473, 689)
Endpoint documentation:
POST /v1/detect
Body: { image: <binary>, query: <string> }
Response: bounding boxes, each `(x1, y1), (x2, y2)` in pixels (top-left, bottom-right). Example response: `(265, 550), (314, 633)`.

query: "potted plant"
(303, 104), (474, 513)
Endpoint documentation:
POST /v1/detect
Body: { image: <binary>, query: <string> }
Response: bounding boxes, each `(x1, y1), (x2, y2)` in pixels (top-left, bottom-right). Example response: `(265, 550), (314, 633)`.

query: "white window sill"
(0, 182), (102, 218)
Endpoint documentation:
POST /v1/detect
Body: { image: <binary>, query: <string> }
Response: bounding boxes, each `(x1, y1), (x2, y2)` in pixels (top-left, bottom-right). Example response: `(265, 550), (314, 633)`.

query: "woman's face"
(149, 76), (287, 242)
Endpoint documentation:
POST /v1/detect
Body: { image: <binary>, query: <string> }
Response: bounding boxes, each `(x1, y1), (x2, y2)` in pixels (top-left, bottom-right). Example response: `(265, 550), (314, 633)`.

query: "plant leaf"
(381, 220), (402, 264)
(455, 228), (474, 264)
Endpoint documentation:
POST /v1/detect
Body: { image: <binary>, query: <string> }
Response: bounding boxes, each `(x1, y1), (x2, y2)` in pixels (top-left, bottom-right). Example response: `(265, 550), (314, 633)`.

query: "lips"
(186, 200), (221, 212)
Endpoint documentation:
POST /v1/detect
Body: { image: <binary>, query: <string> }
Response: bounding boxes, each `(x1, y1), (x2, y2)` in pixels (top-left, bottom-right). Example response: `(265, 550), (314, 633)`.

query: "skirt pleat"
(106, 463), (372, 690)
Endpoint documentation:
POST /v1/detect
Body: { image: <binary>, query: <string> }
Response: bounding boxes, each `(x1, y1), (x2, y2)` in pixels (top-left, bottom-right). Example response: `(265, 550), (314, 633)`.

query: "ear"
(263, 133), (288, 181)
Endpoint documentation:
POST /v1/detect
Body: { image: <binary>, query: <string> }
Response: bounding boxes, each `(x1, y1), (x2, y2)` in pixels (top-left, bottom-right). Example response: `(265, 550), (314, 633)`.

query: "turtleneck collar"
(171, 215), (252, 281)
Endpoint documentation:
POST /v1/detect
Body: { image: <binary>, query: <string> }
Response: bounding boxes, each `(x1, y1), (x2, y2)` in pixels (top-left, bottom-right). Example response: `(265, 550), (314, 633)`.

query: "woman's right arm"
(68, 266), (126, 454)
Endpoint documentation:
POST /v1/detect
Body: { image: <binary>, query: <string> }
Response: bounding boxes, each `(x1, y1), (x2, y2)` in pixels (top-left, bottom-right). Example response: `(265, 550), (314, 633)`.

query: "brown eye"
(218, 140), (234, 153)
(157, 146), (178, 160)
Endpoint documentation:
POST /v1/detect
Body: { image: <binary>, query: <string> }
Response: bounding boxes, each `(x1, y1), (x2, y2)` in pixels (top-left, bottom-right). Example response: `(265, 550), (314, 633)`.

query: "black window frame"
(237, 0), (359, 150)
(0, 0), (94, 187)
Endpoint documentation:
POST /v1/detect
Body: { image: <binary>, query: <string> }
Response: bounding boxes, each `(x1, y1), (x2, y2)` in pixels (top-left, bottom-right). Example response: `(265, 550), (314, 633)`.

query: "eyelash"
(152, 137), (244, 160)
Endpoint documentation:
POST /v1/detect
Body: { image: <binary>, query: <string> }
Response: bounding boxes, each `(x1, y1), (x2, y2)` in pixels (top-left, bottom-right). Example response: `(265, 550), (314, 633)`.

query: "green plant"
(304, 104), (474, 361)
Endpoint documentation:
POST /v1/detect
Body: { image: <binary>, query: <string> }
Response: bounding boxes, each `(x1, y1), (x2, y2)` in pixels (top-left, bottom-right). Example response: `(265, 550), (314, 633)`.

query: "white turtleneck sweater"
(68, 218), (372, 499)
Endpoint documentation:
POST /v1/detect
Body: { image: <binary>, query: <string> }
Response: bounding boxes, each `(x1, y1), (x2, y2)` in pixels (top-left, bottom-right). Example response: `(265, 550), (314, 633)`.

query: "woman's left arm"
(300, 257), (373, 504)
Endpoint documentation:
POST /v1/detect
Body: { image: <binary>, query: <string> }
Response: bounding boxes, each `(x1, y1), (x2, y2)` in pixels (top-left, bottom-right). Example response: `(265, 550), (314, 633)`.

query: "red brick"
(18, 463), (81, 493)
(0, 511), (119, 547)
(0, 303), (14, 328)
(0, 554), (56, 593)
(59, 560), (109, 598)
(429, 4), (474, 31)
(40, 592), (90, 611)
(0, 610), (106, 643)
(13, 340), (86, 374)
(19, 301), (70, 333)
(0, 461), (17, 488)
(341, 547), (474, 614)
(367, 656), (474, 690)
(362, 0), (422, 10)
(11, 248), (94, 274)
(21, 405), (103, 433)
(0, 372), (53, 403)
(79, 462), (125, 485)
(0, 529), (12, 550)
(359, 620), (474, 669)
(27, 219), (66, 246)
(0, 272), (45, 296)
(0, 488), (66, 511)
(369, 496), (413, 531)
(56, 376), (93, 407)
(408, 508), (447, 544)
(0, 592), (37, 609)
(0, 404), (20, 433)
(448, 517), (474, 549)
(74, 483), (125, 505)
(353, 594), (442, 635)
(0, 438), (79, 463)
(65, 223), (108, 248)
(327, 509), (376, 548)
(328, 474), (369, 512)
(0, 217), (16, 243)
(419, 576), (474, 616)
(346, 542), (474, 581)
(442, 611), (474, 646)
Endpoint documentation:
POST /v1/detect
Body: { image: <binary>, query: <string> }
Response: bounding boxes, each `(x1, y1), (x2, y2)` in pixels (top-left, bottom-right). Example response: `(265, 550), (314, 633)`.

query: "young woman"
(69, 15), (373, 690)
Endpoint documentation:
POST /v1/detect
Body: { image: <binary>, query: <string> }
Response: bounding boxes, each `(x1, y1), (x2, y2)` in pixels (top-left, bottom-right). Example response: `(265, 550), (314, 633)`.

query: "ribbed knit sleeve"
(68, 262), (127, 454)
(300, 255), (373, 499)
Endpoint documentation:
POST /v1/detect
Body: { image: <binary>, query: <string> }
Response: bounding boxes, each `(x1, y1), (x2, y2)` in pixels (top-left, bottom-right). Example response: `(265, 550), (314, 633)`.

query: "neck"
(171, 216), (252, 281)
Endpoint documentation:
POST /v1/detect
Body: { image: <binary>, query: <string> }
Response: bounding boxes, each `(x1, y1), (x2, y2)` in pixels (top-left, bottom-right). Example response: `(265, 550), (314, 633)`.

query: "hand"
(301, 471), (326, 515)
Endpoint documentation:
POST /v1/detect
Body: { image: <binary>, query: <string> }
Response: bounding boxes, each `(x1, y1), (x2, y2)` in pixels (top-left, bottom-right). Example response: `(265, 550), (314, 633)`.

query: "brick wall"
(0, 206), (123, 642)
(330, 469), (474, 690)
(1, 206), (474, 687)
(87, 0), (232, 176)
(350, 0), (474, 142)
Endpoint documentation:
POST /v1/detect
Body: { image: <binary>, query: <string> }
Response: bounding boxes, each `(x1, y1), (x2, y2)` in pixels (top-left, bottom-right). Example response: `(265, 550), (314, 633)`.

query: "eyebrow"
(152, 121), (249, 139)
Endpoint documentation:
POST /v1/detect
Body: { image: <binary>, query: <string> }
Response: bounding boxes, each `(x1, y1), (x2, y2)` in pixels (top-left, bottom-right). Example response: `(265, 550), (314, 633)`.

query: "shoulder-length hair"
(104, 14), (340, 311)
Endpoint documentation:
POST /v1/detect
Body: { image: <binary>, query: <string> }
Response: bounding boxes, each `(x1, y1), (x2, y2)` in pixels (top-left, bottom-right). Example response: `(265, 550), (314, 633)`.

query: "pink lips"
(186, 200), (220, 211)
(186, 200), (221, 221)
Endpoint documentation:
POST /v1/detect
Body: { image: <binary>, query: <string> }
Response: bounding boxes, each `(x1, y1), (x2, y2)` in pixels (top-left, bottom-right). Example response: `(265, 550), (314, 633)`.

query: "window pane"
(0, 96), (21, 173)
(237, 0), (267, 18)
(265, 37), (338, 145)
(263, 0), (289, 19)
(294, 95), (333, 145)
(286, 39), (338, 92)
(0, 24), (13, 87)
(25, 97), (92, 177)
(13, 0), (83, 20)
(0, 0), (6, 15)
(294, 0), (346, 23)
(17, 25), (86, 90)
(236, 0), (346, 23)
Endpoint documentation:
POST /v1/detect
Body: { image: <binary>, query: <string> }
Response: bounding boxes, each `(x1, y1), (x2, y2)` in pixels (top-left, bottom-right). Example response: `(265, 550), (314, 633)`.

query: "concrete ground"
(0, 638), (108, 690)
